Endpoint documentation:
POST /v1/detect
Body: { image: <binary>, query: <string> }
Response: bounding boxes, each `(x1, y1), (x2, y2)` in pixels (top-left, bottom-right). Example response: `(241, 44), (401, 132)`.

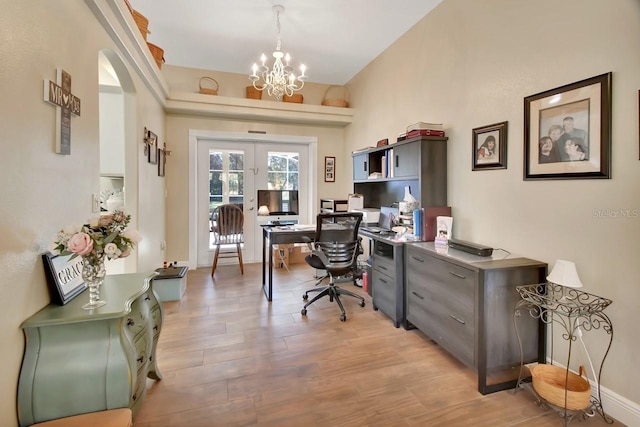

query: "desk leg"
(262, 228), (266, 290)
(261, 228), (273, 302)
(268, 240), (273, 301)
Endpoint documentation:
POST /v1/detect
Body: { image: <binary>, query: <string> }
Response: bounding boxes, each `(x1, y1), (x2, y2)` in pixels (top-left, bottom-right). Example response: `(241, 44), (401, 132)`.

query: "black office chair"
(301, 212), (366, 321)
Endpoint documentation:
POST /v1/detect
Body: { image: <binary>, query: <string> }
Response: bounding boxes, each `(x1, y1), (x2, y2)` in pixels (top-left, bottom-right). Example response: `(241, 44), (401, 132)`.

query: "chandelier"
(249, 5), (307, 101)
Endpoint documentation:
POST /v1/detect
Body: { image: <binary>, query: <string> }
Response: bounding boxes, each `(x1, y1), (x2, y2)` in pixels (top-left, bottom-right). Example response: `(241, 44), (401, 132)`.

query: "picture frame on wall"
(472, 121), (508, 171)
(324, 156), (335, 182)
(524, 72), (612, 180)
(146, 129), (158, 164)
(42, 252), (86, 305)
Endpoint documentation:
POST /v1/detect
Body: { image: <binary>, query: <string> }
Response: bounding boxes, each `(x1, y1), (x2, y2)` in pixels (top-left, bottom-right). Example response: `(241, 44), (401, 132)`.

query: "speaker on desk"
(422, 206), (452, 241)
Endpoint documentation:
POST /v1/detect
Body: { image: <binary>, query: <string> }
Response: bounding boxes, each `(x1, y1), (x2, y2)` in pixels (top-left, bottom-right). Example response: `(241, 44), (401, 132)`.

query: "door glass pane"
(209, 150), (245, 250)
(267, 152), (299, 190)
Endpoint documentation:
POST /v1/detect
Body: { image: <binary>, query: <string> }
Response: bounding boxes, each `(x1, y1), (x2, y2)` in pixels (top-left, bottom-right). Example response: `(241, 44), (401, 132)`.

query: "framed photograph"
(324, 156), (335, 182)
(377, 138), (389, 147)
(158, 146), (166, 177)
(472, 121), (508, 171)
(146, 129), (158, 164)
(42, 252), (86, 305)
(524, 72), (612, 180)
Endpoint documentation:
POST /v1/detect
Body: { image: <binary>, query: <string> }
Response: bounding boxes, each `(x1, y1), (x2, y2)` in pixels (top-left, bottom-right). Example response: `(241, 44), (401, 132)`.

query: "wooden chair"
(211, 204), (244, 276)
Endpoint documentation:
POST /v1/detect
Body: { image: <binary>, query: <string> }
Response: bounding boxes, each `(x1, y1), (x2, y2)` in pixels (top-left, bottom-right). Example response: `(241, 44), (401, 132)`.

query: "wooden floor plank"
(134, 263), (623, 426)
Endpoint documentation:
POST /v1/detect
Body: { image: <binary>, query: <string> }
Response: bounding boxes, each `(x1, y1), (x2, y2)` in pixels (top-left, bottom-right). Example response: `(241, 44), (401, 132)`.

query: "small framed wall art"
(42, 252), (86, 305)
(145, 128), (158, 164)
(524, 72), (612, 180)
(324, 156), (335, 182)
(472, 121), (508, 171)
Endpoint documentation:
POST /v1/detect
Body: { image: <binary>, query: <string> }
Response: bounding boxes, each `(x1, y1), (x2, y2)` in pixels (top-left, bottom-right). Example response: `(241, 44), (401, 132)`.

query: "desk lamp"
(258, 205), (270, 216)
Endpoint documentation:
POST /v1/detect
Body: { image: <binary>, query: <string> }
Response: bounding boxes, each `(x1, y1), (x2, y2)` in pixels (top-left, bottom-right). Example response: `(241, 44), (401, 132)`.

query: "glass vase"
(81, 253), (107, 310)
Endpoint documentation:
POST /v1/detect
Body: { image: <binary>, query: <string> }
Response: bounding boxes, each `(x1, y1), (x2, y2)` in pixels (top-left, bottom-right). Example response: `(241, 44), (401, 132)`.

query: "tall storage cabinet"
(405, 242), (547, 394)
(352, 136), (447, 208)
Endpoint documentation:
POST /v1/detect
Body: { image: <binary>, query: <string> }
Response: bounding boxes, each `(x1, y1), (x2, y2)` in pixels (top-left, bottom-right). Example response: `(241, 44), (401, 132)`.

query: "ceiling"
(128, 0), (442, 85)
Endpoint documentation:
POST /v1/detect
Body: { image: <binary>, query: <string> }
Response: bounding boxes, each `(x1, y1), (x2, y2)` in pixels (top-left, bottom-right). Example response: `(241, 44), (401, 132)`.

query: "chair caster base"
(301, 308), (307, 316)
(340, 313), (346, 322)
(359, 300), (365, 307)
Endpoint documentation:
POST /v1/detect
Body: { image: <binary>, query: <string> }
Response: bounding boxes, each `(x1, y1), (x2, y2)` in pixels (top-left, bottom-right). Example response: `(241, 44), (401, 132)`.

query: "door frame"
(188, 129), (318, 269)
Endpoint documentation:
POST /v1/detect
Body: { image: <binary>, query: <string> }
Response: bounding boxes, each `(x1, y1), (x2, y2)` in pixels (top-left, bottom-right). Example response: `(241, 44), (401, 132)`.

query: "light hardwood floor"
(134, 263), (621, 427)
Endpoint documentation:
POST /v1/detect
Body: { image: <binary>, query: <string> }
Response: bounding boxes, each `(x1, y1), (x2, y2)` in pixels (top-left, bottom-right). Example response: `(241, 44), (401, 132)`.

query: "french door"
(196, 139), (309, 267)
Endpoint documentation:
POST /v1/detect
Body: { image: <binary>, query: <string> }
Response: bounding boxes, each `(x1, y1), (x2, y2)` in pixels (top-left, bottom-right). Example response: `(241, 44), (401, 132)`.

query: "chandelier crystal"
(249, 5), (307, 101)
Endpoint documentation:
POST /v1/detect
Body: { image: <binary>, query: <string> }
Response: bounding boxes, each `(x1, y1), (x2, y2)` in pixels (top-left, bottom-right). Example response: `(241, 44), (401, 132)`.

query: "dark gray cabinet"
(405, 242), (547, 394)
(392, 141), (420, 178)
(352, 136), (447, 208)
(368, 237), (405, 328)
(352, 153), (369, 181)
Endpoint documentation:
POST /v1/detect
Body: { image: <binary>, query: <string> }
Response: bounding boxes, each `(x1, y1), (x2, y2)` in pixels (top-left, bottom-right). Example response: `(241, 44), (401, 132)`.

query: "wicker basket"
(283, 94), (303, 103)
(321, 85), (349, 108)
(198, 77), (219, 95)
(147, 43), (164, 69)
(531, 364), (591, 410)
(246, 86), (262, 100)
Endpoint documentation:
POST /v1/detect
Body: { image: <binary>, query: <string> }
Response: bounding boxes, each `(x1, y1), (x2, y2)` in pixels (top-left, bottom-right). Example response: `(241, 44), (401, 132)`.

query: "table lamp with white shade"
(546, 259), (584, 288)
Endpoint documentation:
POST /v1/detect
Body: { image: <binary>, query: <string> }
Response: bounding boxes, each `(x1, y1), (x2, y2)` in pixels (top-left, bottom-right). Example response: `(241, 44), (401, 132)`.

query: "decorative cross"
(44, 69), (81, 155)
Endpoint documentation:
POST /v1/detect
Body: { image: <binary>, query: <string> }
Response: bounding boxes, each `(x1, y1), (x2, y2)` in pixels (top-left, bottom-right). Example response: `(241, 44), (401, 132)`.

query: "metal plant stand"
(513, 283), (614, 426)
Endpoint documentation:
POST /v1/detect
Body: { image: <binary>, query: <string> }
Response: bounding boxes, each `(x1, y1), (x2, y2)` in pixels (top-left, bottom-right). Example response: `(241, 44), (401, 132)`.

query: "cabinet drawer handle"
(411, 291), (424, 300)
(449, 271), (466, 279)
(132, 393), (137, 401)
(395, 155), (399, 168)
(411, 256), (424, 263)
(145, 296), (151, 301)
(127, 318), (135, 326)
(364, 161), (367, 171)
(379, 278), (388, 284)
(137, 356), (144, 363)
(378, 265), (388, 271)
(449, 314), (466, 325)
(153, 325), (159, 331)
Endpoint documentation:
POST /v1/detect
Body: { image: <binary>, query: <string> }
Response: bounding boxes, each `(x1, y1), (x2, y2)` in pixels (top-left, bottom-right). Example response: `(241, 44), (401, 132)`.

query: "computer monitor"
(257, 190), (299, 216)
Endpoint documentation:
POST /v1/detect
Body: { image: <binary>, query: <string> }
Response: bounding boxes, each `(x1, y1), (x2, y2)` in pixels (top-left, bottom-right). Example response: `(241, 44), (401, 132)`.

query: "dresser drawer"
(372, 268), (396, 318)
(406, 250), (476, 367)
(373, 255), (395, 279)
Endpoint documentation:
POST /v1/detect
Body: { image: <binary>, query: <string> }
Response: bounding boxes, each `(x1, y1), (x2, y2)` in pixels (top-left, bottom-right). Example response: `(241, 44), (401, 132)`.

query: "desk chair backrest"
(313, 212), (363, 268)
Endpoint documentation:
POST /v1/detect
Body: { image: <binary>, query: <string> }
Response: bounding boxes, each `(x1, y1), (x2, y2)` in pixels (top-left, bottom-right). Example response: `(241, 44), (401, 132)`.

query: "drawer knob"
(411, 256), (425, 263)
(144, 296), (151, 301)
(411, 291), (424, 300)
(449, 271), (466, 279)
(449, 314), (466, 325)
(137, 356), (144, 363)
(127, 318), (135, 326)
(153, 325), (159, 331)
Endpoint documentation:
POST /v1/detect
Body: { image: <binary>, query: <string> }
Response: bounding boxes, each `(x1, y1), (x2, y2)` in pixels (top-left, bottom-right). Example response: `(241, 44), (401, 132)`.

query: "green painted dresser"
(17, 272), (163, 427)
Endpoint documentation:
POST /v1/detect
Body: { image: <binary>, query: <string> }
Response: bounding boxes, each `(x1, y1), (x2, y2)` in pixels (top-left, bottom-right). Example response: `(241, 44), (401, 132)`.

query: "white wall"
(345, 0), (640, 423)
(0, 2), (167, 425)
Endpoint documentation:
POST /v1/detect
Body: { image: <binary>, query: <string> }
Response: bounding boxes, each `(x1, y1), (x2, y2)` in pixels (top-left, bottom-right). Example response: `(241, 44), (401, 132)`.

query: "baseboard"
(598, 385), (640, 427)
(544, 359), (640, 426)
